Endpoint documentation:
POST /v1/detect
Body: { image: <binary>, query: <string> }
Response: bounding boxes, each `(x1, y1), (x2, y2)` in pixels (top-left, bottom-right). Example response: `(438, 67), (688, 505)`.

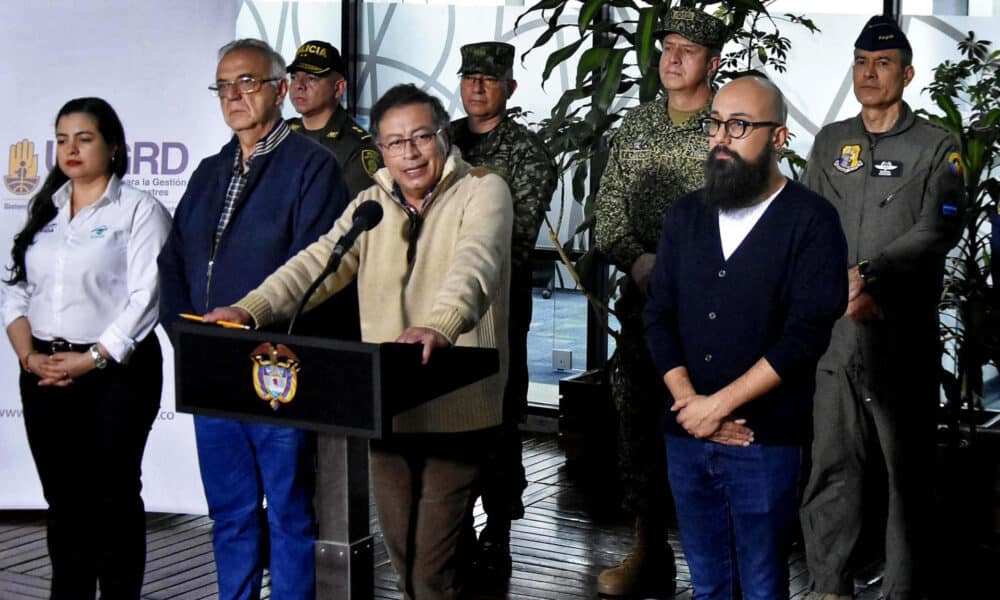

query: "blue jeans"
(666, 435), (802, 600)
(195, 416), (316, 600)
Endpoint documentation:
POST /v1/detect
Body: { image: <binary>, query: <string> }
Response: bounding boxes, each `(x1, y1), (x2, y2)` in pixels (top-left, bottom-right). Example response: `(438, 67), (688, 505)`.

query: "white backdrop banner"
(0, 0), (240, 514)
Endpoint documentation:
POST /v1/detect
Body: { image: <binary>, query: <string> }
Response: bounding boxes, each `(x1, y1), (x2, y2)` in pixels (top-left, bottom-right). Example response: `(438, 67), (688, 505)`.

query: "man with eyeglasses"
(158, 38), (349, 600)
(798, 17), (966, 600)
(592, 8), (726, 596)
(448, 40), (557, 580)
(644, 75), (847, 599)
(202, 83), (513, 599)
(286, 40), (382, 199)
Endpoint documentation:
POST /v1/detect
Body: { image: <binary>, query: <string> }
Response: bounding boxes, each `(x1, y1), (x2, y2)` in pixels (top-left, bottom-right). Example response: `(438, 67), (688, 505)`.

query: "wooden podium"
(171, 321), (499, 599)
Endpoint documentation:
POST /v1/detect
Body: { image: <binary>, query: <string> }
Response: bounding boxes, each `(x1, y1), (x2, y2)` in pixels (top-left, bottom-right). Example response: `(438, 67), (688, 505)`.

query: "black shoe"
(477, 524), (513, 580)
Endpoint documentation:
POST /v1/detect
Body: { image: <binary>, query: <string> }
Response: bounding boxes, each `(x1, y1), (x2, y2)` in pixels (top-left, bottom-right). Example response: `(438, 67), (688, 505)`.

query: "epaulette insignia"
(326, 131), (340, 139)
(361, 149), (380, 177)
(289, 123), (302, 131)
(352, 125), (371, 140)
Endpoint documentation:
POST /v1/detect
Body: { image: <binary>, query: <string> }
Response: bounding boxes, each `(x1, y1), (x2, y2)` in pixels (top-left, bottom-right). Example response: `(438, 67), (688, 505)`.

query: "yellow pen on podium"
(179, 313), (251, 330)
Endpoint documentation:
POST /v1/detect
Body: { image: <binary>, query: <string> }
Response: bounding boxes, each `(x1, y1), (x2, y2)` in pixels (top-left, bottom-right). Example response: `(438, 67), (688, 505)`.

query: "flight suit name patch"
(871, 160), (903, 177)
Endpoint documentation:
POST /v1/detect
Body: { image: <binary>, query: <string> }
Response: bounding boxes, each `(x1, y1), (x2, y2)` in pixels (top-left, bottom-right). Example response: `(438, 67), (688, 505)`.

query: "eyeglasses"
(461, 74), (506, 88)
(700, 117), (782, 139)
(209, 76), (283, 97)
(377, 129), (442, 157)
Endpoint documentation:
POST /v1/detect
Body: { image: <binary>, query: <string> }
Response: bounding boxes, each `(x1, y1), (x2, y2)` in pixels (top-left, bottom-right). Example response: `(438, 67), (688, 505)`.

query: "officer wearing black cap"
(799, 15), (966, 600)
(286, 40), (381, 199)
(449, 40), (557, 582)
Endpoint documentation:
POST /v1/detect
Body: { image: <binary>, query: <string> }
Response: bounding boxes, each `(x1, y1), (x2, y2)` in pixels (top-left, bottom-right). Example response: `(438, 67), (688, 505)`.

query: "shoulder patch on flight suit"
(833, 144), (864, 174)
(361, 149), (380, 177)
(947, 152), (964, 178)
(325, 130), (340, 139)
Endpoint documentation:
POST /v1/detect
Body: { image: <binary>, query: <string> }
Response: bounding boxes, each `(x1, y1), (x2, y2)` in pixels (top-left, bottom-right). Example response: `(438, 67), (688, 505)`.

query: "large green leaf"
(575, 47), (612, 88)
(593, 48), (627, 113)
(635, 7), (658, 78)
(542, 37), (587, 86)
(578, 0), (608, 34)
(515, 0), (567, 30)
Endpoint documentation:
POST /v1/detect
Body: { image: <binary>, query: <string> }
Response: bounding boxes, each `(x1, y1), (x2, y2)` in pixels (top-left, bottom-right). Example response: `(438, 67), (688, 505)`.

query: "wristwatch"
(89, 345), (108, 370)
(857, 259), (878, 287)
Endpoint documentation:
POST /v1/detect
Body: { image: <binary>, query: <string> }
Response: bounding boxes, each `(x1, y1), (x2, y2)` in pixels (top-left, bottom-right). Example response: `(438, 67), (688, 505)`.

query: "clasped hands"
(24, 351), (95, 386)
(671, 392), (754, 447)
(845, 266), (880, 322)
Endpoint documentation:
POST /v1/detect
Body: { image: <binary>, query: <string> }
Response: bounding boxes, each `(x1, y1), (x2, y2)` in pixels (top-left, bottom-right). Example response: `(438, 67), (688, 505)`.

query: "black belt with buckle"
(33, 337), (93, 355)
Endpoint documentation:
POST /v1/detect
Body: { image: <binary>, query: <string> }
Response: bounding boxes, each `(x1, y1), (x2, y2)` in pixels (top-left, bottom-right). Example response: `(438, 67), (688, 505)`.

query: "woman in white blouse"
(3, 97), (171, 599)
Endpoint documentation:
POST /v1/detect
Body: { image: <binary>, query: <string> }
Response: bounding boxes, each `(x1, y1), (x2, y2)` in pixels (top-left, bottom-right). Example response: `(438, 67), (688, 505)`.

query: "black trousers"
(20, 335), (162, 600)
(479, 277), (531, 524)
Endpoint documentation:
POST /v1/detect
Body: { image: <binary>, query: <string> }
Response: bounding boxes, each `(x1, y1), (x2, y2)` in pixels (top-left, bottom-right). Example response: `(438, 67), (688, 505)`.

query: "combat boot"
(597, 517), (676, 597)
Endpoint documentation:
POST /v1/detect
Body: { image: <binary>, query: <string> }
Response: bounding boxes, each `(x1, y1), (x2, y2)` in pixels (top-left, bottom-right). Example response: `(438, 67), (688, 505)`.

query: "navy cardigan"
(643, 180), (848, 445)
(158, 130), (349, 334)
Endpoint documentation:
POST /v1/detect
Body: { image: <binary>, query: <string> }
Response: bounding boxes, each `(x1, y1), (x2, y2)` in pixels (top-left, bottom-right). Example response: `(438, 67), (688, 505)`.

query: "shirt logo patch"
(833, 144), (864, 174)
(947, 152), (964, 178)
(871, 160), (903, 177)
(361, 149), (380, 177)
(41, 223), (56, 233)
(90, 226), (108, 239)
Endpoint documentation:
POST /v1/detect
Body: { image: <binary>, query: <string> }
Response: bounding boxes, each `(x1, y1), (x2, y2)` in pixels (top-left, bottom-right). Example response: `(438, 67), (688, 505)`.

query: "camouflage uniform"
(595, 97), (709, 516)
(452, 42), (558, 529)
(288, 105), (381, 200)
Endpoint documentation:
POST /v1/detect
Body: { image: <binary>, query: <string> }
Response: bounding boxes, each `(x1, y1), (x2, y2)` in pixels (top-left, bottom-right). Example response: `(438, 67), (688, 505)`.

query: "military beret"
(287, 40), (347, 77)
(855, 15), (912, 53)
(656, 8), (727, 50)
(457, 42), (515, 78)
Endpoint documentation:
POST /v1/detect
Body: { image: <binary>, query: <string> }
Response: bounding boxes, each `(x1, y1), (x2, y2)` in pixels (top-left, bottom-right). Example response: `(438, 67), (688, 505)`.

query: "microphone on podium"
(288, 201), (384, 334)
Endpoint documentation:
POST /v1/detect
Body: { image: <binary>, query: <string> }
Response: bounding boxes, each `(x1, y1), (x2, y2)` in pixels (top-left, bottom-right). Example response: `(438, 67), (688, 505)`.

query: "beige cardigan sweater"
(236, 149), (513, 433)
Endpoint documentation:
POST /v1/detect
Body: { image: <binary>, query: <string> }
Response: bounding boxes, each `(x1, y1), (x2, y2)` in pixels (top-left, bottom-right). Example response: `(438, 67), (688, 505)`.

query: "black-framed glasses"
(377, 129), (442, 157)
(700, 117), (781, 139)
(209, 76), (283, 97)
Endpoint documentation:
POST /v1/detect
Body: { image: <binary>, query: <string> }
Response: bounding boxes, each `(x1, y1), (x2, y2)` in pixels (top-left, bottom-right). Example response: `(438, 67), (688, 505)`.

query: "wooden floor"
(1, 433), (996, 599)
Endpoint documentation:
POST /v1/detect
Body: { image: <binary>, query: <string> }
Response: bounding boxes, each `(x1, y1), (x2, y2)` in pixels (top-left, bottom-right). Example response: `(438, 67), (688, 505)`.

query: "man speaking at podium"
(205, 83), (513, 599)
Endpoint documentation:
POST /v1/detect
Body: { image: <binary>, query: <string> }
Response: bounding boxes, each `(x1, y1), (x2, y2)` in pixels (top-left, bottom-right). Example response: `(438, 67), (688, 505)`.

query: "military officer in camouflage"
(286, 40), (381, 199)
(450, 41), (558, 580)
(594, 8), (728, 597)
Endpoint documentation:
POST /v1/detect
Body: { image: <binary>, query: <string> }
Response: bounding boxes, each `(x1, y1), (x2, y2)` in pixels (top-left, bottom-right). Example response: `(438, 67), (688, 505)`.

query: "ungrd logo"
(5, 139), (40, 195)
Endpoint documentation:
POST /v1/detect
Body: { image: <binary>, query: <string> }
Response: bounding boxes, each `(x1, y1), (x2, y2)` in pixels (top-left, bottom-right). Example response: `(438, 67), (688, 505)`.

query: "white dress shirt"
(2, 175), (172, 362)
(718, 182), (785, 261)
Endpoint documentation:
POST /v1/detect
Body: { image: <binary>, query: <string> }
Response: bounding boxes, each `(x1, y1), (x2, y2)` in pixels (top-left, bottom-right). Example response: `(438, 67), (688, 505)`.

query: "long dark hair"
(5, 97), (127, 284)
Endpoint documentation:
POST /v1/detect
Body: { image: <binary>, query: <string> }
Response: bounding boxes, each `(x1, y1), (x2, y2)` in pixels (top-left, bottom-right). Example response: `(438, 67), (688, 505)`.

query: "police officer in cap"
(287, 40), (381, 199)
(799, 15), (966, 600)
(450, 41), (557, 581)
